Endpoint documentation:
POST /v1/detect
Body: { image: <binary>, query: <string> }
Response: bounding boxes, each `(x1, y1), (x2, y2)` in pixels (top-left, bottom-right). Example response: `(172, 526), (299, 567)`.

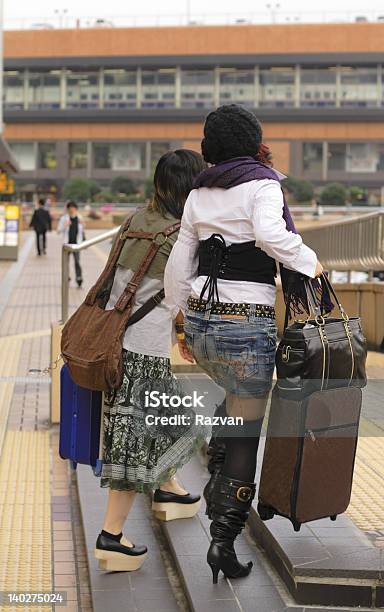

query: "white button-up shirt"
(164, 179), (317, 316)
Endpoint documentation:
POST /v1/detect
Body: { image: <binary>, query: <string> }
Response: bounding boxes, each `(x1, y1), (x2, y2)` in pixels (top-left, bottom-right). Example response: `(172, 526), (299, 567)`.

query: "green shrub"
(63, 177), (100, 202)
(110, 176), (137, 196)
(319, 182), (347, 207)
(282, 176), (314, 203)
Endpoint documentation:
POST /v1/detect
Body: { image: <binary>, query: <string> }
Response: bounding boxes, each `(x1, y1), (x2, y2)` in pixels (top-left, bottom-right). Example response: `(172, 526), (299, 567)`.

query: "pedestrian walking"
(29, 198), (52, 256)
(93, 150), (207, 573)
(164, 104), (323, 583)
(57, 201), (85, 287)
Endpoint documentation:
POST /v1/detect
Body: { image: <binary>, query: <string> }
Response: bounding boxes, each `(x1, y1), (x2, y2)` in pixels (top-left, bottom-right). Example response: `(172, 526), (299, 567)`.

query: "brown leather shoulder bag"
(61, 215), (180, 391)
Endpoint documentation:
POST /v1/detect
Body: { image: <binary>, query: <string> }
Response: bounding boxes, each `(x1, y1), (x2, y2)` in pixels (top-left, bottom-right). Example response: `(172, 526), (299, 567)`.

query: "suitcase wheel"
(257, 502), (275, 521)
(330, 514), (337, 522)
(70, 461), (77, 470)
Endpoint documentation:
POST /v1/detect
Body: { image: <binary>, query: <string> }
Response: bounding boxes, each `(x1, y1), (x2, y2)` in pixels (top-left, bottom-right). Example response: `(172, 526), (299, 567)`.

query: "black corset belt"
(197, 234), (277, 303)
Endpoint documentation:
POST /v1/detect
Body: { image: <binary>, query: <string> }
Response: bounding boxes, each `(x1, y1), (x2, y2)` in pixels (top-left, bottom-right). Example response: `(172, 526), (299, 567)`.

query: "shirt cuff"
(290, 243), (318, 278)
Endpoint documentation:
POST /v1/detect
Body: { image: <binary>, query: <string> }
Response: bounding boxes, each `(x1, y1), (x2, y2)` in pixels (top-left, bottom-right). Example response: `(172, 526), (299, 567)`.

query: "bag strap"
(114, 222), (181, 313)
(319, 273), (347, 318)
(283, 276), (321, 330)
(126, 289), (165, 327)
(84, 214), (134, 306)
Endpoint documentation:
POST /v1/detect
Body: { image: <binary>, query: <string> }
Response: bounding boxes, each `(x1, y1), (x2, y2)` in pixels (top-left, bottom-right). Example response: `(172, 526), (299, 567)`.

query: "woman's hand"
(178, 338), (194, 363)
(314, 261), (323, 278)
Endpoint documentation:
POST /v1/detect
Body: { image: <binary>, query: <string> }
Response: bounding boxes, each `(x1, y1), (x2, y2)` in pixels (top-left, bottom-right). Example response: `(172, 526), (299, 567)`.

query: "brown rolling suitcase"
(257, 384), (362, 531)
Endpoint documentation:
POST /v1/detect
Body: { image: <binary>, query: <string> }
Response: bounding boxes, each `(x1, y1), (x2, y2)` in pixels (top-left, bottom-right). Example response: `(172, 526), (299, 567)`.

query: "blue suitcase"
(59, 364), (104, 476)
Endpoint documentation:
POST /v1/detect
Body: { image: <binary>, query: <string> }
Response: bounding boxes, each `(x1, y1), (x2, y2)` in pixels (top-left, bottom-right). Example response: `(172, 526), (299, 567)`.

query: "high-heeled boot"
(207, 474), (256, 583)
(203, 401), (227, 518)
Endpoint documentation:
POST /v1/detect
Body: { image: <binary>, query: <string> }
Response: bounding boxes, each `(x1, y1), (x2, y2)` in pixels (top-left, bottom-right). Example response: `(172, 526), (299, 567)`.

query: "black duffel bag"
(276, 274), (367, 400)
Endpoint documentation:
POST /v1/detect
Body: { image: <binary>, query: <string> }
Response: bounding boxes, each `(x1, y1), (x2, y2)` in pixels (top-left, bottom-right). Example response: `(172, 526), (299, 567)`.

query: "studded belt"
(187, 296), (275, 319)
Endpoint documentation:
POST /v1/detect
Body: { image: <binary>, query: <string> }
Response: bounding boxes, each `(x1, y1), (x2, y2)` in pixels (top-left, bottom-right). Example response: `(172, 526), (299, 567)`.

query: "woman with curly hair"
(165, 105), (323, 583)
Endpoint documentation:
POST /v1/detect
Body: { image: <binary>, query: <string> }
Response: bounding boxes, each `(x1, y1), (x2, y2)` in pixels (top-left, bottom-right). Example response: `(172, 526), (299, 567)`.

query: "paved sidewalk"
(1, 228), (384, 611)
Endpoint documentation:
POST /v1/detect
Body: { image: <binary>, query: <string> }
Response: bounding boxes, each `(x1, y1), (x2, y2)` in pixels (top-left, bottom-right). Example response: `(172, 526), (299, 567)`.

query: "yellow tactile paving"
(347, 417), (384, 531)
(0, 431), (51, 612)
(0, 337), (23, 456)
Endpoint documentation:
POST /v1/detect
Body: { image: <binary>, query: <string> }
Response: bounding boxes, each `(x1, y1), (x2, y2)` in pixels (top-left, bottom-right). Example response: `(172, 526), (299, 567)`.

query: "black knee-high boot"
(203, 401), (227, 518)
(207, 474), (256, 583)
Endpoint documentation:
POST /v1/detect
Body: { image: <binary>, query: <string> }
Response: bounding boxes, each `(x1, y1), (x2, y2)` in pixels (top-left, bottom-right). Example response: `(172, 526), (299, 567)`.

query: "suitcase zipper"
(305, 421), (359, 441)
(280, 345), (304, 363)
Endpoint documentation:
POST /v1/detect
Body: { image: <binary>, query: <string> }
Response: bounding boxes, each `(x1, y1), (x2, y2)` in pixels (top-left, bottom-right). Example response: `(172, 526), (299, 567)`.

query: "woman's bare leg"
(103, 489), (136, 545)
(226, 393), (268, 422)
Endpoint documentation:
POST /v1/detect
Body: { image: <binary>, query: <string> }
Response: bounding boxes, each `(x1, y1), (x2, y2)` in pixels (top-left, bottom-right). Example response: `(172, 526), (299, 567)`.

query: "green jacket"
(117, 206), (180, 281)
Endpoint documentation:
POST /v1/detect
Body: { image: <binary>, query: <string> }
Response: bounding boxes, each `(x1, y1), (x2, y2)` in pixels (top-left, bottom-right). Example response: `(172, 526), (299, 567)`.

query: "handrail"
(300, 210), (384, 273)
(61, 226), (120, 322)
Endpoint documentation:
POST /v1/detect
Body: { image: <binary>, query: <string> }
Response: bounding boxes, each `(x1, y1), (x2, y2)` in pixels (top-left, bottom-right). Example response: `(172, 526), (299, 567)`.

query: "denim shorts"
(184, 303), (277, 398)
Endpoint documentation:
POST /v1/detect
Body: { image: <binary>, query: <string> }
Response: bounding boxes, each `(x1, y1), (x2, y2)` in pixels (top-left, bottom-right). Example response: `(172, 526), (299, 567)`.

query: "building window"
(141, 69), (176, 108)
(340, 67), (378, 107)
(66, 71), (99, 108)
(259, 68), (295, 107)
(181, 70), (215, 108)
(303, 142), (323, 173)
(3, 70), (24, 109)
(38, 143), (57, 169)
(104, 69), (137, 108)
(69, 143), (88, 169)
(219, 69), (254, 106)
(300, 68), (337, 107)
(9, 142), (36, 171)
(93, 143), (146, 171)
(346, 143), (381, 173)
(328, 143), (346, 171)
(27, 70), (61, 109)
(150, 142), (171, 171)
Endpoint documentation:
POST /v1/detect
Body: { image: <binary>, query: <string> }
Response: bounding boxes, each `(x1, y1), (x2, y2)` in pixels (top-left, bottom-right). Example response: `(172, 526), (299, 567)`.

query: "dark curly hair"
(201, 104), (263, 165)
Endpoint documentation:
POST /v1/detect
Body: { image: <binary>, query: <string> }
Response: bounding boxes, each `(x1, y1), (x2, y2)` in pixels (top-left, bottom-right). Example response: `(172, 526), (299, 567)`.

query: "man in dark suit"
(30, 198), (52, 256)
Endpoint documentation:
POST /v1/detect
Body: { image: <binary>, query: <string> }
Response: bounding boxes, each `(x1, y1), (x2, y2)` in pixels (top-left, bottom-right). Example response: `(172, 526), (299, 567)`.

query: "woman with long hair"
(95, 150), (207, 572)
(164, 105), (323, 583)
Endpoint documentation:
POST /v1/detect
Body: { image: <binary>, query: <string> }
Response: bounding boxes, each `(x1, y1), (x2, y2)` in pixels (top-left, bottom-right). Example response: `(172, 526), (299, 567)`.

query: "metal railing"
(61, 227), (119, 323)
(300, 210), (384, 273)
(61, 210), (384, 321)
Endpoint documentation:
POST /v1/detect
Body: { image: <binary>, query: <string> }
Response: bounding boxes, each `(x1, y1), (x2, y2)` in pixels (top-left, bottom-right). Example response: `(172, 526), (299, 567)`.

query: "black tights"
(221, 418), (263, 483)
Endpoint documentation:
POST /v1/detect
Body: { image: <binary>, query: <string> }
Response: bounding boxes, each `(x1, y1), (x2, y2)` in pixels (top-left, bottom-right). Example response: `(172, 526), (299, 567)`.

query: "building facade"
(3, 23), (384, 200)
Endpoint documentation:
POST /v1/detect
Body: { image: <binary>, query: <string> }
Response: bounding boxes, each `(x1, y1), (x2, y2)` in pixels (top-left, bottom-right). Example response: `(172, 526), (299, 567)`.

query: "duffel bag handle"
(319, 273), (348, 320)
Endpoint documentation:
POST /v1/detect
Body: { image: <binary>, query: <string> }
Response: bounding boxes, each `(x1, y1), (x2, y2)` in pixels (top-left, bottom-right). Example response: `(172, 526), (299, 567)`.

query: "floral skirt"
(100, 350), (205, 493)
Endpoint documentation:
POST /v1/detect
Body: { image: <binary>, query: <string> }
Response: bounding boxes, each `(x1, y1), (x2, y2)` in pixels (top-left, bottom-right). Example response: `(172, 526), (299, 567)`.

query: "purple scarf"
(194, 157), (332, 320)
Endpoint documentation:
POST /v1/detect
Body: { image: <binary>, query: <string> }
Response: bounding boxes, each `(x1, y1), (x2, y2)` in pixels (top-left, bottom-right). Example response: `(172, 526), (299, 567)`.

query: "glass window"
(340, 67), (378, 107)
(3, 70), (24, 109)
(328, 143), (346, 171)
(9, 142), (36, 171)
(181, 70), (215, 108)
(66, 70), (99, 108)
(27, 70), (61, 109)
(303, 143), (323, 173)
(259, 68), (295, 107)
(141, 69), (176, 108)
(300, 68), (337, 107)
(150, 142), (171, 171)
(346, 143), (379, 173)
(219, 69), (255, 106)
(38, 143), (57, 169)
(69, 143), (88, 169)
(104, 69), (137, 108)
(93, 143), (145, 171)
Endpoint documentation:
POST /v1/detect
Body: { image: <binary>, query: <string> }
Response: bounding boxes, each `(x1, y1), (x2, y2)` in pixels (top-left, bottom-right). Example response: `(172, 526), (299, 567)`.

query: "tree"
(110, 176), (136, 196)
(282, 176), (314, 203)
(63, 177), (100, 202)
(144, 176), (155, 201)
(320, 182), (347, 207)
